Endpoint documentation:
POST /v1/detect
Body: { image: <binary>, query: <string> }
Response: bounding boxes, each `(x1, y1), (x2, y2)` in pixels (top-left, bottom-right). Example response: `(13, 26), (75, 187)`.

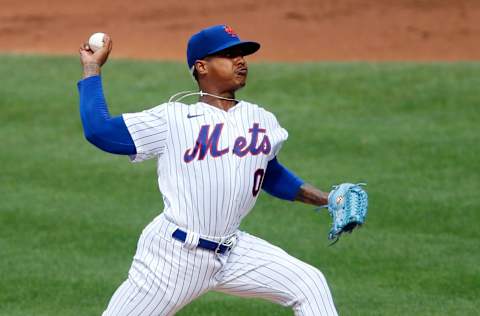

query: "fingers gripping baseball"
(79, 33), (112, 67)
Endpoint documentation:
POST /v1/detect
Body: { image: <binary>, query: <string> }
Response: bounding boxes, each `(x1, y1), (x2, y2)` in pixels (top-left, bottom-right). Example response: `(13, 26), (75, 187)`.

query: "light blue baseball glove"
(325, 183), (368, 243)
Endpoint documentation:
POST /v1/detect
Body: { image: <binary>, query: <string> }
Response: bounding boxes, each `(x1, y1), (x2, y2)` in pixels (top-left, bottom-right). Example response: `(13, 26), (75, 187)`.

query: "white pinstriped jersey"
(123, 101), (288, 237)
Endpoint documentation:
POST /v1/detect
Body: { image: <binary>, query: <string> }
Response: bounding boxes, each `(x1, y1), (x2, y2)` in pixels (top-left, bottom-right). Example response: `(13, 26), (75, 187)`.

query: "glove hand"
(327, 183), (368, 242)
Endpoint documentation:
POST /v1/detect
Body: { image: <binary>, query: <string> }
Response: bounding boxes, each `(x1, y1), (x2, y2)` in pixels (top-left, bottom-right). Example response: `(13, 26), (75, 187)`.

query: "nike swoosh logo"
(187, 114), (204, 119)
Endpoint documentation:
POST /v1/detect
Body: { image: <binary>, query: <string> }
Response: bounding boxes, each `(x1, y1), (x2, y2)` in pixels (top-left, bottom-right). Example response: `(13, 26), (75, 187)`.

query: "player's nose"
(234, 55), (247, 68)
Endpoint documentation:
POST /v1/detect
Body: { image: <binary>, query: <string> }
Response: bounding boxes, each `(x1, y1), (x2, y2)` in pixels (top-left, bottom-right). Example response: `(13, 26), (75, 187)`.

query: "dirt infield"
(1, 0), (479, 61)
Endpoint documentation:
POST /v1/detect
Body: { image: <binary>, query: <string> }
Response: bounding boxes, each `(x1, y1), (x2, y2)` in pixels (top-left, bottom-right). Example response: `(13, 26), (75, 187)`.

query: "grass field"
(1, 55), (479, 315)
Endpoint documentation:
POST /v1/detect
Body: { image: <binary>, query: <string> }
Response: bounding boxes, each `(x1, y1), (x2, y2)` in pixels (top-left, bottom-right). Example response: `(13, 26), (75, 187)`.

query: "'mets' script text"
(184, 123), (271, 162)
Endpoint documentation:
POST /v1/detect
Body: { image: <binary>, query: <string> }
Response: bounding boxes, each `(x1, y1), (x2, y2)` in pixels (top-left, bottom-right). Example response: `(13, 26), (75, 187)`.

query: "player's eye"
(216, 52), (233, 58)
(217, 50), (243, 58)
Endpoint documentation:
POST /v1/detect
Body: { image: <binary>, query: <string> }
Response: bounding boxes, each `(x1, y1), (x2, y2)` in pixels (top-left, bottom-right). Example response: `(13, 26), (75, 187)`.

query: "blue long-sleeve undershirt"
(77, 75), (304, 200)
(77, 75), (136, 155)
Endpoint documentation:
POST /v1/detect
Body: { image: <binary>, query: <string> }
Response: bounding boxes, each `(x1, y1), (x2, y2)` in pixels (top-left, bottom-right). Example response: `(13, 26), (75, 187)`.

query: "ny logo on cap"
(224, 25), (238, 37)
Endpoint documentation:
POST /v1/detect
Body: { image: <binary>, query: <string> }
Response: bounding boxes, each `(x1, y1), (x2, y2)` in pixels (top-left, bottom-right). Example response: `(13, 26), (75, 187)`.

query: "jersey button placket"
(225, 112), (241, 204)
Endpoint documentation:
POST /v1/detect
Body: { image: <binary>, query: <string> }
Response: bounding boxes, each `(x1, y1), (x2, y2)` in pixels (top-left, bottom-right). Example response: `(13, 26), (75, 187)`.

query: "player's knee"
(296, 267), (329, 300)
(289, 268), (336, 315)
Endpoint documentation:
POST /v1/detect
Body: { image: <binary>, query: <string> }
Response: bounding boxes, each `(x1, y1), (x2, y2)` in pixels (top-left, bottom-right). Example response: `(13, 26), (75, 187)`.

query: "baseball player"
(78, 25), (338, 315)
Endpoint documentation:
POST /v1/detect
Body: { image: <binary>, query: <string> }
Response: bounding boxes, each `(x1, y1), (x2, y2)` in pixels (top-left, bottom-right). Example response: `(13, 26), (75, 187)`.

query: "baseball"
(88, 32), (105, 52)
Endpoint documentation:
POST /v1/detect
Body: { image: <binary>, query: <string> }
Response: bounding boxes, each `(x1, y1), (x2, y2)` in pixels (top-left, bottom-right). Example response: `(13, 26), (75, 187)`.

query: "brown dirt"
(1, 0), (479, 62)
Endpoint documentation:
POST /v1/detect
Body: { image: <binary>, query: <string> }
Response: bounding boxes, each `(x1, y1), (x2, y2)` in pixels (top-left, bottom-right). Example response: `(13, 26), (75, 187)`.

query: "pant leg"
(102, 215), (222, 316)
(213, 231), (338, 316)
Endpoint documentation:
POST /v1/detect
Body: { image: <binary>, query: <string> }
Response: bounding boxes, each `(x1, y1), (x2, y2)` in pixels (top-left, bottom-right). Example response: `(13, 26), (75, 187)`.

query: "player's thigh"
(214, 232), (337, 315)
(103, 220), (221, 316)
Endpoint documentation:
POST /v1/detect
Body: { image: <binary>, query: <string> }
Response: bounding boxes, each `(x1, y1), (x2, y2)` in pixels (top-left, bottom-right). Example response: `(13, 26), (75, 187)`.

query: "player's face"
(204, 47), (248, 91)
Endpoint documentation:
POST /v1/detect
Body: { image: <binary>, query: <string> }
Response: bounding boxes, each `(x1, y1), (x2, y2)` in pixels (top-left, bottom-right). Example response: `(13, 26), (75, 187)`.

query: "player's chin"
(235, 74), (247, 88)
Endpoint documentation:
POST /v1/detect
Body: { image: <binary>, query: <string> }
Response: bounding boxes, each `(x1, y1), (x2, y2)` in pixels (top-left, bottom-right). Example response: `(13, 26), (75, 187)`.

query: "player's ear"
(195, 60), (208, 77)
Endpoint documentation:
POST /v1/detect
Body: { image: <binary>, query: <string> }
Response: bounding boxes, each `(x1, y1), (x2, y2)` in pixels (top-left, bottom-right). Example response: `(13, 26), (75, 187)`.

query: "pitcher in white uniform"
(77, 24), (338, 316)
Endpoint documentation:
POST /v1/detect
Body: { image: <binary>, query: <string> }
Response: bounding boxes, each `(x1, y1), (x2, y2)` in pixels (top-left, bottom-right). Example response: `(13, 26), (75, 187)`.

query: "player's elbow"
(81, 118), (109, 150)
(83, 129), (103, 149)
(80, 113), (101, 143)
(83, 127), (136, 155)
(84, 131), (114, 154)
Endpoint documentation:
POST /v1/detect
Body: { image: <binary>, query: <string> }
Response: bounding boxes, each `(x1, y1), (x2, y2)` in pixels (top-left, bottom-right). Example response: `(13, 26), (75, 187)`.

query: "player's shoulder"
(240, 100), (280, 123)
(143, 101), (189, 114)
(149, 101), (183, 110)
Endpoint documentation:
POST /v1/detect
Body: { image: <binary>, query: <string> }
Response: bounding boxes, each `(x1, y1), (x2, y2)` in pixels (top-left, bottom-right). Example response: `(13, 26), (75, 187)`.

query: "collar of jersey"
(197, 100), (244, 113)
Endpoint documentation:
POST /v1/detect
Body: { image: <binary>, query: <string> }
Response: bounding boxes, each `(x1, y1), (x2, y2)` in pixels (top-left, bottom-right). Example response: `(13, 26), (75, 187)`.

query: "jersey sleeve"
(265, 111), (289, 160)
(122, 104), (169, 162)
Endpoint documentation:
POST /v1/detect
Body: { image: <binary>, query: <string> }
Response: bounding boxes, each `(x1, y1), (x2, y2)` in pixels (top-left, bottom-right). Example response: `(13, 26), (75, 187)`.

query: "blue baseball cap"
(187, 25), (260, 70)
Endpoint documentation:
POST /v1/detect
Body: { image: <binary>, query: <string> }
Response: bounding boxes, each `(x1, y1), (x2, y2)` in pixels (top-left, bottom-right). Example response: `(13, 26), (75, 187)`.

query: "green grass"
(0, 55), (479, 315)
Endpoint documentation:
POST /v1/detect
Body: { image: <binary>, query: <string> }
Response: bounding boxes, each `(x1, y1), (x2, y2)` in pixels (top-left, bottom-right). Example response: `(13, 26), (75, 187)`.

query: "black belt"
(172, 229), (234, 254)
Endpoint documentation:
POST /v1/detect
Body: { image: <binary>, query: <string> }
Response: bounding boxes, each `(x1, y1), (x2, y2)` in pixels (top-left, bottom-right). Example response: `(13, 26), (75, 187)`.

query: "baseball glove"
(325, 183), (368, 244)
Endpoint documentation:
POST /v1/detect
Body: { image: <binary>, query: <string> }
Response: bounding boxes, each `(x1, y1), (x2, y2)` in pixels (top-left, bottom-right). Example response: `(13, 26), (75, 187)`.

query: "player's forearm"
(295, 183), (329, 206)
(82, 62), (101, 79)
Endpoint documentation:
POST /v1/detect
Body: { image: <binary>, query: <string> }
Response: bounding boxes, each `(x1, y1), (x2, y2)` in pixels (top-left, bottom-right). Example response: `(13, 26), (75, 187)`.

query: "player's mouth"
(236, 67), (248, 76)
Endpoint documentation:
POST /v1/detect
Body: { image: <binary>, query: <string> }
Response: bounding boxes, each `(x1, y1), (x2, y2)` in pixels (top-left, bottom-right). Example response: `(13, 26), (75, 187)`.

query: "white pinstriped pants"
(102, 214), (338, 316)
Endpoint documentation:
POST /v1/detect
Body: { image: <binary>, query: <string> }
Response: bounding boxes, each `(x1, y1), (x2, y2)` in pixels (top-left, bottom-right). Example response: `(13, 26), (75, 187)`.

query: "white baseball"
(88, 32), (105, 52)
